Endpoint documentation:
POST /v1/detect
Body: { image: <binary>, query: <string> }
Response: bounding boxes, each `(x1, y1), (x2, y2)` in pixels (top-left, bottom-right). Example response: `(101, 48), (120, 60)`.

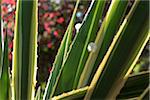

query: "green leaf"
(84, 1), (149, 99)
(63, 0), (79, 61)
(35, 86), (41, 100)
(77, 0), (128, 88)
(0, 3), (10, 99)
(0, 1), (3, 78)
(0, 34), (9, 100)
(117, 71), (149, 99)
(43, 28), (69, 100)
(54, 1), (105, 95)
(140, 87), (149, 100)
(12, 1), (38, 100)
(43, 0), (80, 99)
(52, 86), (88, 100)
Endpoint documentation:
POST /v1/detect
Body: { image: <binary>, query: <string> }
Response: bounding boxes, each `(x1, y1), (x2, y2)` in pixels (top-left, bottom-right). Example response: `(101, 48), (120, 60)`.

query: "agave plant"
(0, 0), (149, 100)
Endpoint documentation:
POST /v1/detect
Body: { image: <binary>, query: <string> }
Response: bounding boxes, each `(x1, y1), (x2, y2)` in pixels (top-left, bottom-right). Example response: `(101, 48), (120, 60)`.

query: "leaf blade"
(54, 1), (105, 95)
(43, 0), (80, 99)
(12, 1), (38, 100)
(84, 1), (149, 99)
(52, 86), (88, 100)
(0, 34), (9, 100)
(78, 0), (128, 88)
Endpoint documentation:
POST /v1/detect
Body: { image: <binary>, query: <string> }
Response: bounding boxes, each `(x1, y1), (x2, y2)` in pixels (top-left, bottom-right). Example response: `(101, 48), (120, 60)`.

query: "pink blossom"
(49, 13), (55, 18)
(43, 13), (49, 18)
(2, 0), (16, 5)
(8, 41), (13, 49)
(8, 52), (12, 60)
(56, 17), (64, 24)
(7, 29), (13, 37)
(42, 4), (48, 10)
(48, 21), (55, 26)
(47, 42), (53, 48)
(44, 22), (51, 33)
(53, 30), (59, 38)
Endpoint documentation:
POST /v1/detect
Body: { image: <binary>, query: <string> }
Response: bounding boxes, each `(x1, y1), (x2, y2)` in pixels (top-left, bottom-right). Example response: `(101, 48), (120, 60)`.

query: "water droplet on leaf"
(75, 23), (82, 33)
(76, 11), (82, 18)
(87, 42), (97, 52)
(99, 19), (102, 24)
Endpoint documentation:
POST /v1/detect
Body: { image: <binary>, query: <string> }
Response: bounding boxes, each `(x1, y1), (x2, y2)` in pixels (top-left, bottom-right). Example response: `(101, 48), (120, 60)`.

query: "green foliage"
(0, 0), (3, 78)
(12, 0), (38, 100)
(0, 34), (9, 100)
(54, 0), (105, 95)
(86, 1), (149, 99)
(52, 86), (88, 100)
(43, 0), (80, 99)
(117, 71), (149, 100)
(78, 0), (128, 88)
(0, 0), (149, 100)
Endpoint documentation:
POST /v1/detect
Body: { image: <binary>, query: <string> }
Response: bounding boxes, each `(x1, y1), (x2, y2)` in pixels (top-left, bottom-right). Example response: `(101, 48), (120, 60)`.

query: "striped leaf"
(84, 1), (149, 99)
(117, 71), (149, 100)
(77, 0), (128, 88)
(43, 0), (80, 99)
(12, 1), (38, 100)
(35, 86), (41, 100)
(52, 86), (88, 100)
(0, 34), (9, 100)
(54, 0), (105, 95)
(0, 0), (3, 78)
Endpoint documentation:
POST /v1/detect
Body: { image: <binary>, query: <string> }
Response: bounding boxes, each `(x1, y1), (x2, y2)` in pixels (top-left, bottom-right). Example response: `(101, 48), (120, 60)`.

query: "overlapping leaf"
(84, 1), (149, 99)
(117, 71), (149, 100)
(43, 0), (80, 99)
(78, 0), (128, 88)
(54, 1), (105, 96)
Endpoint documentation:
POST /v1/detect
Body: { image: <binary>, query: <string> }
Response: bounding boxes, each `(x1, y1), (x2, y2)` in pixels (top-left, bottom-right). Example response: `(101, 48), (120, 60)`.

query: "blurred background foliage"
(1, 0), (149, 93)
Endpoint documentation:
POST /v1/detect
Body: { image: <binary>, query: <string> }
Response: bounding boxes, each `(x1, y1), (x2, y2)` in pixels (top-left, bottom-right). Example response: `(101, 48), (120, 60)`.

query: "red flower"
(8, 22), (12, 28)
(43, 13), (49, 18)
(44, 22), (51, 33)
(2, 6), (8, 12)
(8, 52), (12, 60)
(44, 22), (49, 28)
(47, 42), (53, 48)
(56, 17), (64, 24)
(42, 4), (48, 10)
(55, 12), (60, 16)
(39, 0), (47, 2)
(43, 12), (55, 19)
(49, 13), (55, 18)
(8, 41), (13, 49)
(2, 0), (16, 5)
(53, 30), (59, 38)
(7, 29), (13, 37)
(48, 21), (55, 26)
(3, 11), (15, 21)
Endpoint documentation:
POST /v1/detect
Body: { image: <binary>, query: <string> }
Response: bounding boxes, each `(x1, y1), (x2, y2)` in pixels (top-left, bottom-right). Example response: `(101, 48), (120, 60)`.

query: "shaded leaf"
(78, 0), (128, 88)
(43, 0), (80, 99)
(55, 1), (105, 95)
(0, 34), (9, 100)
(117, 71), (149, 99)
(52, 86), (88, 100)
(84, 1), (149, 99)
